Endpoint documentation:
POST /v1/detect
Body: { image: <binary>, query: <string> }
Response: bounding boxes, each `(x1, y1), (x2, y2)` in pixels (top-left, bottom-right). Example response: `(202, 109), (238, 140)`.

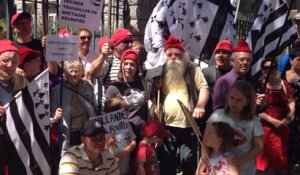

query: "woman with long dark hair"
(256, 57), (295, 175)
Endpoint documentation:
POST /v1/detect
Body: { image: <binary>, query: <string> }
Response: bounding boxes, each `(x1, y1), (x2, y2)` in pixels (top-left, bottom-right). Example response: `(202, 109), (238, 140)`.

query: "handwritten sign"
(90, 109), (135, 153)
(59, 0), (104, 30)
(46, 35), (79, 62)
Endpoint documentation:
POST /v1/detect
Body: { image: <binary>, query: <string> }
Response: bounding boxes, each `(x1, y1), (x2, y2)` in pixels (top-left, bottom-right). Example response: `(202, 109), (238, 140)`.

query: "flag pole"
(42, 0), (55, 173)
(234, 0), (241, 24)
(262, 0), (295, 92)
(42, 0), (47, 36)
(58, 61), (64, 157)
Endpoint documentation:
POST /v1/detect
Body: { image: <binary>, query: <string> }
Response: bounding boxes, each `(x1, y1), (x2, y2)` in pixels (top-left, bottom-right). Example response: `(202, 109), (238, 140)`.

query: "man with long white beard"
(158, 35), (209, 175)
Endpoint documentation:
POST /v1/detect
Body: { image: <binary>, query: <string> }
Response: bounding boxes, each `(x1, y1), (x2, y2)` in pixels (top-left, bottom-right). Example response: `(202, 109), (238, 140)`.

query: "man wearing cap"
(200, 40), (233, 130)
(98, 28), (133, 88)
(59, 120), (119, 175)
(202, 39), (233, 94)
(159, 35), (209, 175)
(17, 47), (42, 82)
(85, 36), (113, 80)
(0, 40), (27, 173)
(11, 12), (45, 70)
(212, 39), (265, 110)
(82, 35), (113, 114)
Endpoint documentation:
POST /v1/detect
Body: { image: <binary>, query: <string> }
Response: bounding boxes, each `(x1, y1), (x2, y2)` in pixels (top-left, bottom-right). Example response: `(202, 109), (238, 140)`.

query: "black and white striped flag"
(5, 69), (51, 175)
(247, 0), (297, 78)
(144, 0), (237, 71)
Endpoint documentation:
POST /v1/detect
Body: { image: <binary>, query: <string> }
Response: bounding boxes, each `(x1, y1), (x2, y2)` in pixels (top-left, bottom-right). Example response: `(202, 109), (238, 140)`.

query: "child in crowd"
(136, 120), (171, 175)
(197, 80), (264, 175)
(104, 96), (137, 175)
(104, 96), (128, 113)
(202, 122), (238, 175)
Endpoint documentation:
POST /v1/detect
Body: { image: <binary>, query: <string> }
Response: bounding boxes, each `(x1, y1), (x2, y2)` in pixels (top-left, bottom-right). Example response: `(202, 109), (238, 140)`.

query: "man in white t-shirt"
(78, 28), (98, 72)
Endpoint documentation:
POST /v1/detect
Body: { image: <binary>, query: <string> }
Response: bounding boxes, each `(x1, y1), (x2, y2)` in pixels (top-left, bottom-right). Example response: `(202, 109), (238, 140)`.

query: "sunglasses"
(261, 65), (276, 71)
(122, 39), (133, 45)
(80, 36), (91, 40)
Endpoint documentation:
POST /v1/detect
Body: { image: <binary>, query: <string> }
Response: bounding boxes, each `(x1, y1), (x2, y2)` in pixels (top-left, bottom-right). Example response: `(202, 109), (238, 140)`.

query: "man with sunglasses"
(11, 12), (45, 71)
(78, 28), (98, 72)
(99, 28), (133, 88)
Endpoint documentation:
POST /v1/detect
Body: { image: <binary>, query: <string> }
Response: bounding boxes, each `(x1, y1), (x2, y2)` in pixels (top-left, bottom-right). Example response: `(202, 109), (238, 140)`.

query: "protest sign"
(46, 35), (79, 62)
(90, 109), (135, 153)
(59, 0), (104, 30)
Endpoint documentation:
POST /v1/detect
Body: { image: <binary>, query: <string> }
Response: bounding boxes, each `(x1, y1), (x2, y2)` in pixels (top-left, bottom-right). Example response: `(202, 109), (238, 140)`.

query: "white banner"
(59, 0), (104, 30)
(90, 109), (135, 153)
(46, 35), (79, 62)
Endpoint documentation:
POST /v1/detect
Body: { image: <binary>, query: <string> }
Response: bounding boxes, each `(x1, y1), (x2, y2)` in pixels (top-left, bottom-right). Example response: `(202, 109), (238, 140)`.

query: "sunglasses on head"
(80, 36), (91, 40)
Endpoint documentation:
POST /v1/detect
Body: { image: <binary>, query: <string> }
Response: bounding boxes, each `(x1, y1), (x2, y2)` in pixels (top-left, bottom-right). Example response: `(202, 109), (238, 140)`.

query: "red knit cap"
(97, 36), (112, 52)
(214, 39), (233, 53)
(0, 40), (18, 54)
(233, 40), (252, 53)
(11, 12), (31, 26)
(120, 49), (139, 65)
(143, 120), (171, 139)
(111, 28), (132, 46)
(164, 35), (185, 51)
(58, 28), (71, 36)
(18, 47), (41, 68)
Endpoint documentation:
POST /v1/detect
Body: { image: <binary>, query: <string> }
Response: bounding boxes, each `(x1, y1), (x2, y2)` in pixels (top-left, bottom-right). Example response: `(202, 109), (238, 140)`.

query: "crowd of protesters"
(0, 11), (300, 175)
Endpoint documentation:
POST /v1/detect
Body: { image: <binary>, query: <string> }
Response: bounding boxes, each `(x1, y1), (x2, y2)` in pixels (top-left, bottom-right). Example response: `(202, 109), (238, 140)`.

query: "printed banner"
(46, 35), (79, 62)
(59, 0), (104, 30)
(90, 109), (135, 153)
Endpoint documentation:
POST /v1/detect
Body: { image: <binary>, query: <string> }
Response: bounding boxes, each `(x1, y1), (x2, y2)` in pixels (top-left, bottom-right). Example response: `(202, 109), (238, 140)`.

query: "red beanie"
(143, 120), (171, 139)
(164, 35), (185, 51)
(18, 47), (41, 68)
(120, 49), (139, 65)
(58, 29), (71, 36)
(11, 12), (31, 26)
(111, 28), (132, 46)
(0, 40), (18, 54)
(214, 39), (233, 53)
(233, 40), (252, 53)
(97, 36), (112, 52)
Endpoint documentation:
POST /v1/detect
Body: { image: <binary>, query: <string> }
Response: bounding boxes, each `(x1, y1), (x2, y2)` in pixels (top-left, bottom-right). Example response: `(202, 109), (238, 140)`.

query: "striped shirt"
(59, 144), (120, 175)
(100, 55), (120, 88)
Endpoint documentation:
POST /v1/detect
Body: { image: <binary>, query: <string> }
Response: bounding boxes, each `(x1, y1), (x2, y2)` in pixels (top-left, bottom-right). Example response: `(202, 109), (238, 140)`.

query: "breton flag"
(4, 69), (51, 175)
(247, 0), (297, 78)
(144, 0), (237, 71)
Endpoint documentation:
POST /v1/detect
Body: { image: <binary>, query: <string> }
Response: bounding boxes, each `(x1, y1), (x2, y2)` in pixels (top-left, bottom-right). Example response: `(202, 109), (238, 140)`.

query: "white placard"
(46, 35), (79, 62)
(59, 0), (104, 30)
(91, 109), (134, 153)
